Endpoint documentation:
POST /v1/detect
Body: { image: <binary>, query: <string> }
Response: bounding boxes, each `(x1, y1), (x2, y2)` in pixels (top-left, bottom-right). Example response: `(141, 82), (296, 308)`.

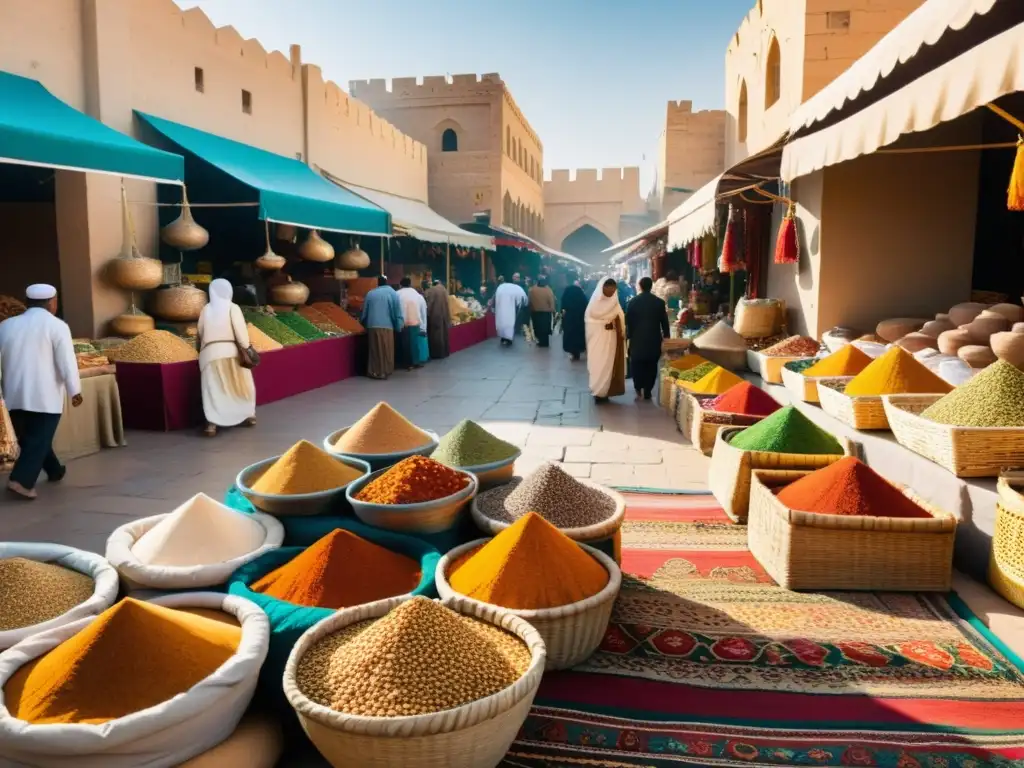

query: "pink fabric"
(450, 317), (488, 353)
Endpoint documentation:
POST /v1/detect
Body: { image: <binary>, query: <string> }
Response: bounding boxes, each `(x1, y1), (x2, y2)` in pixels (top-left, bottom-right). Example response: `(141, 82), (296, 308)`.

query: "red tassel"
(719, 206), (740, 274)
(774, 203), (799, 264)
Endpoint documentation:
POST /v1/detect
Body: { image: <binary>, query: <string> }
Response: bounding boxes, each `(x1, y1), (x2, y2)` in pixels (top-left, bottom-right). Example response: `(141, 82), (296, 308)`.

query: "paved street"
(0, 338), (708, 554)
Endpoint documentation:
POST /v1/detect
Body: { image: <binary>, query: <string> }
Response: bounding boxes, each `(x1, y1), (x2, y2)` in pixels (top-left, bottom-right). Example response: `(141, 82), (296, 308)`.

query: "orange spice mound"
(252, 529), (420, 608)
(332, 402), (431, 454)
(355, 455), (469, 505)
(776, 457), (932, 518)
(4, 599), (240, 724)
(252, 440), (363, 495)
(312, 302), (365, 334)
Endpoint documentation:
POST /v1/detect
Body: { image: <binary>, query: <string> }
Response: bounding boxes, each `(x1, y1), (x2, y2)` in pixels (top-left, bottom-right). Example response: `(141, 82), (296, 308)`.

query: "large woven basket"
(817, 379), (890, 430)
(989, 472), (1024, 610)
(733, 299), (783, 339)
(780, 366), (853, 405)
(882, 395), (1024, 477)
(708, 426), (852, 523)
(435, 540), (620, 670)
(676, 391), (762, 456)
(283, 595), (546, 768)
(748, 470), (956, 591)
(747, 349), (814, 385)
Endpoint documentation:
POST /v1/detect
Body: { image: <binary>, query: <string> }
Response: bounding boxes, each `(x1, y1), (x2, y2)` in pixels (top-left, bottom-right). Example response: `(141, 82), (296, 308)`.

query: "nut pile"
(0, 557), (95, 631)
(476, 462), (616, 528)
(355, 455), (469, 505)
(761, 336), (820, 357)
(106, 331), (198, 364)
(297, 597), (530, 716)
(921, 360), (1024, 427)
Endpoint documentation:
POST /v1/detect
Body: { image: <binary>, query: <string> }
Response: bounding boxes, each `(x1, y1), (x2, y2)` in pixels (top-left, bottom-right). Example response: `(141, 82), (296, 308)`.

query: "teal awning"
(136, 112), (390, 236)
(0, 71), (183, 183)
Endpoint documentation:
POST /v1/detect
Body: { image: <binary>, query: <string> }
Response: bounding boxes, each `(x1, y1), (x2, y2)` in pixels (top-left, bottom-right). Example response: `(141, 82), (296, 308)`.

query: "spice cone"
(776, 457), (930, 518)
(252, 440), (363, 495)
(332, 402), (430, 454)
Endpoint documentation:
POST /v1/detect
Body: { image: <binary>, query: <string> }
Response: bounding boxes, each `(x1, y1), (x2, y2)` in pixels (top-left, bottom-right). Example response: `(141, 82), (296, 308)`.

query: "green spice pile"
(433, 420), (519, 467)
(242, 309), (305, 346)
(0, 557), (95, 631)
(276, 312), (329, 341)
(784, 359), (817, 375)
(729, 406), (844, 455)
(675, 361), (718, 383)
(921, 360), (1024, 427)
(476, 462), (616, 527)
(297, 596), (530, 717)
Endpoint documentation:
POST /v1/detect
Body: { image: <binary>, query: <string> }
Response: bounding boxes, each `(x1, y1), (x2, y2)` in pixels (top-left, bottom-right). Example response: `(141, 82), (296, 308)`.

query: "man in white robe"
(0, 284), (82, 499)
(494, 277), (528, 347)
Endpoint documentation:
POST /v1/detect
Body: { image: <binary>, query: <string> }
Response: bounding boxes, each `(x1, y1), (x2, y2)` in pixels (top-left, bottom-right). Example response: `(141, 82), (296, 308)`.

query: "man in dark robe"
(560, 275), (588, 361)
(424, 280), (451, 359)
(527, 277), (556, 348)
(625, 276), (670, 400)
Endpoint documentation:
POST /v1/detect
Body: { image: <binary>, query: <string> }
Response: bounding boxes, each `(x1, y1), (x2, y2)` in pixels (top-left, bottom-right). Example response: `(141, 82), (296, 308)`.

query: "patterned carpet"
(502, 492), (1024, 767)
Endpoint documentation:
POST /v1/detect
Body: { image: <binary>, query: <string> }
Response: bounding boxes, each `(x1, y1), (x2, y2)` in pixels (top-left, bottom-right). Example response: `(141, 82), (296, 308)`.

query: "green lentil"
(921, 360), (1024, 427)
(242, 309), (305, 346)
(675, 362), (718, 383)
(275, 311), (329, 341)
(433, 420), (519, 467)
(728, 405), (843, 455)
(0, 557), (95, 631)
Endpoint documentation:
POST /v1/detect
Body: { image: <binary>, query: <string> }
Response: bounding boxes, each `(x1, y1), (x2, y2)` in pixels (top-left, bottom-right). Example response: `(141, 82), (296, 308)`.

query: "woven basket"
(988, 473), (1024, 609)
(677, 391), (761, 456)
(747, 349), (814, 385)
(109, 311), (155, 337)
(817, 379), (890, 430)
(149, 284), (208, 322)
(435, 540), (620, 670)
(708, 426), (852, 523)
(780, 366), (852, 405)
(658, 372), (676, 409)
(882, 395), (1024, 477)
(748, 470), (956, 591)
(733, 299), (782, 339)
(282, 595), (546, 768)
(106, 256), (164, 291)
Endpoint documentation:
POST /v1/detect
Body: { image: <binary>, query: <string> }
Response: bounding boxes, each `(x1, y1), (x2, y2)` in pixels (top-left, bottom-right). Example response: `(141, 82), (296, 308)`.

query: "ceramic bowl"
(235, 454), (371, 517)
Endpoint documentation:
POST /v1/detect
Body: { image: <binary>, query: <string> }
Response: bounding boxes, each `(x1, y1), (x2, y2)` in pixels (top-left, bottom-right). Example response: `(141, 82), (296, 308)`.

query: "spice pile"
(296, 596), (530, 717)
(705, 382), (781, 417)
(476, 462), (616, 528)
(252, 529), (420, 609)
(449, 513), (608, 609)
(246, 323), (283, 352)
(921, 360), (1024, 427)
(668, 354), (711, 373)
(777, 457), (931, 518)
(0, 294), (26, 321)
(252, 440), (365, 495)
(242, 309), (305, 346)
(0, 557), (95, 631)
(276, 312), (328, 341)
(801, 345), (872, 377)
(106, 330), (198, 363)
(729, 406), (844, 455)
(355, 455), (469, 504)
(3, 599), (240, 724)
(693, 321), (746, 351)
(672, 361), (717, 382)
(844, 347), (952, 397)
(131, 493), (267, 567)
(433, 420), (518, 468)
(761, 336), (820, 357)
(331, 402), (431, 454)
(681, 365), (744, 395)
(297, 306), (345, 335)
(312, 302), (365, 334)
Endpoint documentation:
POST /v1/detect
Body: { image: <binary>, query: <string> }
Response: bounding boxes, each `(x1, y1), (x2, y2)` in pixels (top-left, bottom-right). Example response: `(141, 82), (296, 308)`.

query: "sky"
(178, 0), (753, 193)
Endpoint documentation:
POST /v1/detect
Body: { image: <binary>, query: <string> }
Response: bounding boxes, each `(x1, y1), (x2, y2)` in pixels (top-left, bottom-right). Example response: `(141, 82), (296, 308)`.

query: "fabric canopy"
(667, 174), (721, 250)
(493, 225), (588, 267)
(322, 172), (494, 250)
(782, 22), (1024, 182)
(602, 218), (668, 255)
(136, 112), (389, 236)
(0, 71), (183, 183)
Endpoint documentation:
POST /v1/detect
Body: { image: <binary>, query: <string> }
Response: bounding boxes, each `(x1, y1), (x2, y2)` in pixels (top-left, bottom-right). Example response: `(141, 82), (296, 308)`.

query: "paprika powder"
(776, 457), (931, 518)
(355, 455), (469, 505)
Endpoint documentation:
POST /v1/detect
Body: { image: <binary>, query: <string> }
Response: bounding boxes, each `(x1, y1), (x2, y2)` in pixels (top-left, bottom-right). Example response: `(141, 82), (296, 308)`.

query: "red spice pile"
(776, 457), (931, 518)
(355, 455), (469, 505)
(761, 335), (820, 357)
(705, 382), (781, 417)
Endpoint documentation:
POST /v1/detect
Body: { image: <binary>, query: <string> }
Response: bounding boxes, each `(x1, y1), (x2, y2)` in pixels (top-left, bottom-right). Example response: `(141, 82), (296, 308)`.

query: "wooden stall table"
(53, 371), (126, 461)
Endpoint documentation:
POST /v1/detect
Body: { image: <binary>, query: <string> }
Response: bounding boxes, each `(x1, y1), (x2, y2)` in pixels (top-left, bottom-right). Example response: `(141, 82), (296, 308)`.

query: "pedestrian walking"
(361, 276), (403, 379)
(528, 277), (556, 348)
(625, 276), (670, 401)
(560, 276), (588, 361)
(396, 277), (426, 370)
(585, 278), (626, 404)
(425, 280), (451, 359)
(494, 276), (527, 347)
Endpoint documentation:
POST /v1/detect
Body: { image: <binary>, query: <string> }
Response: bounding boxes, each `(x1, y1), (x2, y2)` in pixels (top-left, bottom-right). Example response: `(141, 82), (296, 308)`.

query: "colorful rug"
(502, 491), (1024, 767)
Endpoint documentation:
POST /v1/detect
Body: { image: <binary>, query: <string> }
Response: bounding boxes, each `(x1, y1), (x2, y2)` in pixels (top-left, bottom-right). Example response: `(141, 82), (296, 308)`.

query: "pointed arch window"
(441, 128), (458, 152)
(765, 37), (781, 109)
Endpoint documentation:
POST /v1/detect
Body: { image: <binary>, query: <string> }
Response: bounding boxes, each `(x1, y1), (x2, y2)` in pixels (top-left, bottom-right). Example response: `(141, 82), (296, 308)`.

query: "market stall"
(53, 373), (125, 461)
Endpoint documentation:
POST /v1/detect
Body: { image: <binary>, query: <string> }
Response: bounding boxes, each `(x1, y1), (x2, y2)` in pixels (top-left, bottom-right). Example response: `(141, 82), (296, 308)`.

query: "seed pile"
(4, 599), (240, 724)
(242, 309), (305, 346)
(761, 336), (820, 357)
(729, 406), (844, 455)
(674, 361), (718, 382)
(844, 346), (952, 397)
(276, 312), (328, 341)
(449, 513), (608, 609)
(297, 597), (530, 717)
(246, 323), (283, 352)
(0, 558), (95, 631)
(252, 440), (364, 495)
(705, 382), (781, 417)
(252, 529), (420, 608)
(433, 420), (519, 467)
(682, 365), (744, 395)
(332, 402), (431, 454)
(668, 354), (711, 372)
(297, 306), (345, 335)
(693, 320), (746, 352)
(312, 302), (365, 334)
(921, 360), (1024, 427)
(355, 455), (469, 504)
(477, 462), (616, 527)
(802, 345), (872, 377)
(777, 457), (931, 518)
(106, 330), (198, 363)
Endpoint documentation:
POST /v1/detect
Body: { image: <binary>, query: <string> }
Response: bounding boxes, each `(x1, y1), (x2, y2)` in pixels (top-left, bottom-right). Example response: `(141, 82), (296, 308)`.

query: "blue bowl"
(235, 453), (371, 517)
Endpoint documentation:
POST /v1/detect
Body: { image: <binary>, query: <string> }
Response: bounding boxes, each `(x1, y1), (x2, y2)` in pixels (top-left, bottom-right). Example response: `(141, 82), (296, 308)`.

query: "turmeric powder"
(680, 365), (744, 395)
(844, 346), (952, 397)
(252, 440), (364, 495)
(448, 512), (608, 610)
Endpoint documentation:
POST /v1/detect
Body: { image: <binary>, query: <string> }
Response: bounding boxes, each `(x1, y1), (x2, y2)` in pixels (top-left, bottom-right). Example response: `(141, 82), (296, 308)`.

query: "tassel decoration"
(774, 203), (800, 264)
(719, 206), (742, 274)
(1009, 136), (1024, 211)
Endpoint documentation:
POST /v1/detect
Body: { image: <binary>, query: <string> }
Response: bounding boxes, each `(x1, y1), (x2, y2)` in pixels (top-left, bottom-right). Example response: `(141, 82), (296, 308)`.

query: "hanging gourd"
(338, 237), (370, 270)
(106, 186), (163, 291)
(110, 297), (155, 337)
(255, 221), (286, 271)
(298, 229), (334, 262)
(269, 276), (310, 306)
(161, 187), (209, 251)
(149, 281), (208, 322)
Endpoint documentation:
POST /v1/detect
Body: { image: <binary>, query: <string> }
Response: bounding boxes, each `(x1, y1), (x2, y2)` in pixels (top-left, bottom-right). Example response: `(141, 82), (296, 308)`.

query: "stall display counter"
(53, 373), (126, 460)
(450, 316), (489, 353)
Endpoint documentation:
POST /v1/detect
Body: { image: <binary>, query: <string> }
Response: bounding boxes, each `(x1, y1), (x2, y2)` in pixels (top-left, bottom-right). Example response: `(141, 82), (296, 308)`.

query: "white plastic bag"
(0, 543), (119, 651)
(0, 592), (269, 768)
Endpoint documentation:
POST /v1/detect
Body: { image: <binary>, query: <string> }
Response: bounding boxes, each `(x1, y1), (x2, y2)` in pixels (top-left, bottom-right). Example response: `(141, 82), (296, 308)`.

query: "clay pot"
(895, 333), (938, 353)
(876, 318), (928, 343)
(269, 278), (309, 306)
(948, 302), (988, 327)
(109, 310), (154, 337)
(149, 284), (208, 322)
(1014, 322), (1024, 334)
(991, 331), (1024, 370)
(958, 344), (997, 369)
(107, 255), (164, 291)
(161, 190), (210, 251)
(966, 311), (1010, 344)
(338, 245), (371, 270)
(936, 313), (951, 322)
(255, 245), (287, 271)
(298, 230), (335, 263)
(937, 328), (973, 356)
(989, 303), (1024, 324)
(920, 318), (955, 338)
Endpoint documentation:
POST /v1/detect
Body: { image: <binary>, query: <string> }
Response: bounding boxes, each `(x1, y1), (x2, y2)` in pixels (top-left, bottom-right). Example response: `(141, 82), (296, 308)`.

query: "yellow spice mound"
(332, 402), (430, 454)
(252, 440), (363, 495)
(844, 346), (952, 397)
(681, 366), (744, 395)
(802, 345), (872, 377)
(247, 323), (283, 352)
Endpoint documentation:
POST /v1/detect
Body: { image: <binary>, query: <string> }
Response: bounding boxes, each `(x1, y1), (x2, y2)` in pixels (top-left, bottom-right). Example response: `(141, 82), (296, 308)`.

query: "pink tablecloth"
(450, 316), (488, 354)
(116, 335), (361, 431)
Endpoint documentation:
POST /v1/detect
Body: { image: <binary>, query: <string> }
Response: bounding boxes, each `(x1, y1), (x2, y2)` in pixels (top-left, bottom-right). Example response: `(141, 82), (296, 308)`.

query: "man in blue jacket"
(360, 276), (404, 379)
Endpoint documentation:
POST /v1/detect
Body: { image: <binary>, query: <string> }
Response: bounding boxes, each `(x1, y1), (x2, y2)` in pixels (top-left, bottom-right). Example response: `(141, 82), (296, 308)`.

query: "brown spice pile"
(761, 335), (820, 357)
(332, 402), (431, 454)
(355, 455), (469, 504)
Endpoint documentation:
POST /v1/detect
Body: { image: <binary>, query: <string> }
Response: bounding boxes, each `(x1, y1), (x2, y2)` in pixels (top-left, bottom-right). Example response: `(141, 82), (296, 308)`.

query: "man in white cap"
(0, 284), (82, 499)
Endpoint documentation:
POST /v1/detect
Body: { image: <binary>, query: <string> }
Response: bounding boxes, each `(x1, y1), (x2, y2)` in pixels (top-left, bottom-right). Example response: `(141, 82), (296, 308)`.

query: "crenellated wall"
(543, 168), (650, 258)
(657, 101), (726, 218)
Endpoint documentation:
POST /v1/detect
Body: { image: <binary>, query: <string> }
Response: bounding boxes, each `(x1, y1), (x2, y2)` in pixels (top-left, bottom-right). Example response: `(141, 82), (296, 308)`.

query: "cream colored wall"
(500, 98), (544, 236)
(658, 101), (726, 218)
(544, 167), (645, 249)
(0, 0), (85, 108)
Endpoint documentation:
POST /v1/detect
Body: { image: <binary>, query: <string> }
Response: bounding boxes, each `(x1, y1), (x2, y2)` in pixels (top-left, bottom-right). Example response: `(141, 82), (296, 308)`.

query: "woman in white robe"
(585, 277), (626, 403)
(197, 279), (256, 436)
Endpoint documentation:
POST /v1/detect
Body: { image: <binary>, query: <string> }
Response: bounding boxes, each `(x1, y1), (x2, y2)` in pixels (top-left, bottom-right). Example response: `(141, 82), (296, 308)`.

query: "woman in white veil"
(585, 277), (626, 403)
(197, 278), (257, 436)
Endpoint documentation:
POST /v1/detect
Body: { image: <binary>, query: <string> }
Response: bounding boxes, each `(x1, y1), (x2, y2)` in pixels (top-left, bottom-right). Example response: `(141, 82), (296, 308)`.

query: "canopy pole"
(480, 249), (485, 286)
(446, 241), (451, 288)
(382, 237), (387, 275)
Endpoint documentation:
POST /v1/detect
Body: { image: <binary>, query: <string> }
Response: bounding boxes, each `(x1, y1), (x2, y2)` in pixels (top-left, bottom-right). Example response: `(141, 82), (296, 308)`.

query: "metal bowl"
(322, 427), (439, 471)
(235, 454), (371, 517)
(345, 467), (479, 534)
(452, 450), (521, 491)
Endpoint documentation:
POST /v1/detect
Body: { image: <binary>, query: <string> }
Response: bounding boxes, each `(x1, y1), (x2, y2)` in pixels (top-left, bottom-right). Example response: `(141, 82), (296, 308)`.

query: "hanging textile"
(744, 204), (769, 299)
(719, 205), (745, 274)
(774, 203), (800, 264)
(700, 233), (717, 272)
